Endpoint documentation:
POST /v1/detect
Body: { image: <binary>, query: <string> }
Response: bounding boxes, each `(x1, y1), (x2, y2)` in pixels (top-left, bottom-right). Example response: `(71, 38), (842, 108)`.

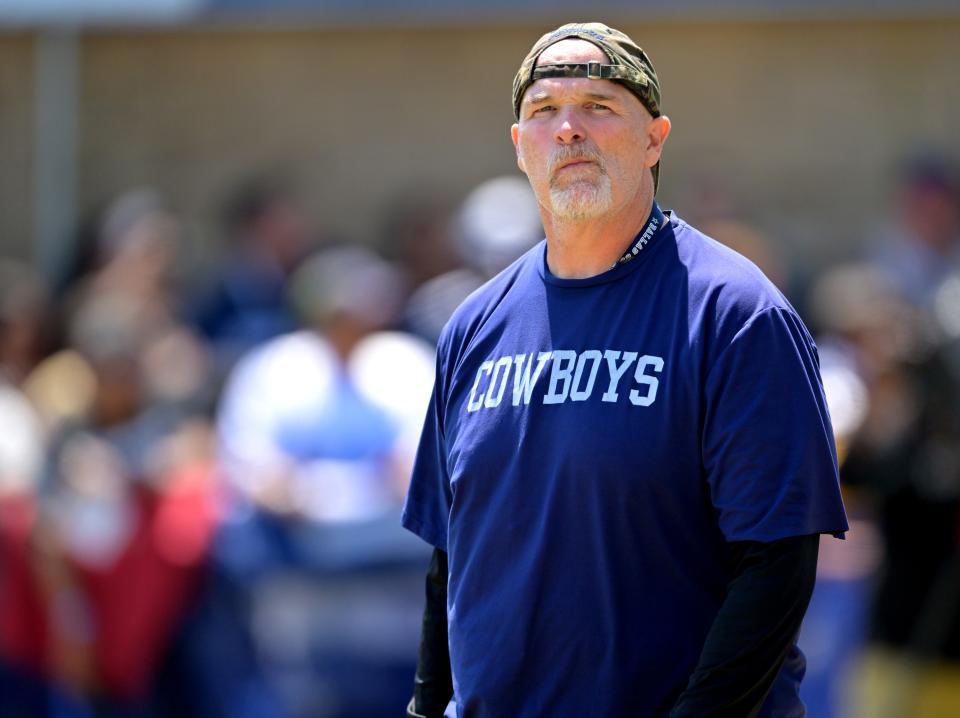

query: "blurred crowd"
(0, 173), (544, 718)
(0, 152), (958, 718)
(800, 154), (960, 718)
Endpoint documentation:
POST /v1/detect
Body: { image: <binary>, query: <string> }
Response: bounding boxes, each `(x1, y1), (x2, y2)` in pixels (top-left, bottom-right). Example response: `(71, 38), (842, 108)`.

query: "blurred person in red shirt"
(0, 189), (220, 717)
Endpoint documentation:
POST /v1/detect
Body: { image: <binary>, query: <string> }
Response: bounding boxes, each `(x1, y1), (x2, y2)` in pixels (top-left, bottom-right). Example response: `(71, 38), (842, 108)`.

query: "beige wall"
(0, 34), (34, 261)
(1, 20), (959, 269)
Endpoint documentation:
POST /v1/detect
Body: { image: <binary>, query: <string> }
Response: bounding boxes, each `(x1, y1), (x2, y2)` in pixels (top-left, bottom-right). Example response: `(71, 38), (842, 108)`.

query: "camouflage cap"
(512, 22), (664, 192)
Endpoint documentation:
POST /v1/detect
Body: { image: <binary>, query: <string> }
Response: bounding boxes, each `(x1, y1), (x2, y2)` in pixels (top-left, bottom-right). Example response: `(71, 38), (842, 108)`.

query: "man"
(402, 22), (848, 718)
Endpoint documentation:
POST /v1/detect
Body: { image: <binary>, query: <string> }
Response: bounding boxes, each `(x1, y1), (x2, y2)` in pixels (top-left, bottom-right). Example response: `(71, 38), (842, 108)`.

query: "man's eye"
(532, 105), (555, 115)
(588, 103), (610, 111)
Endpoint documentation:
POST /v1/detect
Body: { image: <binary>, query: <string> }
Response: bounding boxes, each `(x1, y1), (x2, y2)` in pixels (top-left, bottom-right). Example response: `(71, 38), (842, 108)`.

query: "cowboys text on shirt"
(466, 349), (664, 412)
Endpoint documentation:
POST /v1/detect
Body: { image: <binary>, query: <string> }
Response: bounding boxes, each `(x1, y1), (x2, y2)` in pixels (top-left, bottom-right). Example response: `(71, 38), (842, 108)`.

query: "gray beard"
(548, 174), (614, 221)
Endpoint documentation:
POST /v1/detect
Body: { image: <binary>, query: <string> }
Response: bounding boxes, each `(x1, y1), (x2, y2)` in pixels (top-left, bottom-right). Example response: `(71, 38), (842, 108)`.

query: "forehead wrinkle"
(584, 91), (617, 101)
(522, 79), (626, 110)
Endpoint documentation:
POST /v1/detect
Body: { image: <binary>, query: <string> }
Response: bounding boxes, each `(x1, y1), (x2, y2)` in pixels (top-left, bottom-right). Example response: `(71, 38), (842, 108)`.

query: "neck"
(541, 191), (655, 279)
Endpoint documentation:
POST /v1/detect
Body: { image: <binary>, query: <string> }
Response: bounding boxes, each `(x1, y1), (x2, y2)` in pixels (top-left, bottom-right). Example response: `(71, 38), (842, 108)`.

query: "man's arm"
(669, 533), (820, 718)
(407, 547), (453, 718)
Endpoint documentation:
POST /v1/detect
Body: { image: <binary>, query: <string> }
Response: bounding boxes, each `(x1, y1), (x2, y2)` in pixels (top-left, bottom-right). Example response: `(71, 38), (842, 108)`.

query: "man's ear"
(645, 115), (671, 169)
(511, 123), (526, 173)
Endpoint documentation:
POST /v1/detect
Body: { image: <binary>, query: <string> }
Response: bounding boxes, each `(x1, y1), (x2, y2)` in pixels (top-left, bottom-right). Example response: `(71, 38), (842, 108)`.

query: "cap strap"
(531, 61), (649, 87)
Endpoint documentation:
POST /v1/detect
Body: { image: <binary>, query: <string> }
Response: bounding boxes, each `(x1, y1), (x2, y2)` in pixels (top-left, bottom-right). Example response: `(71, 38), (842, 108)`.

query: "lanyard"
(616, 201), (666, 266)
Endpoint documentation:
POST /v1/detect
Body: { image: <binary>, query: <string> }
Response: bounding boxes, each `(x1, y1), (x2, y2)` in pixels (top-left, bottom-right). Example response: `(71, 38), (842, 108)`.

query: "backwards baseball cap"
(512, 22), (664, 192)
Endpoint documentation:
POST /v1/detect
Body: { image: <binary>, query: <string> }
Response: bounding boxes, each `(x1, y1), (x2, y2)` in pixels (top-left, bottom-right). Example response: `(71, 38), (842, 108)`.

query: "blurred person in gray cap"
(209, 245), (436, 716)
(402, 22), (847, 718)
(404, 175), (543, 345)
(217, 243), (433, 523)
(76, 188), (183, 335)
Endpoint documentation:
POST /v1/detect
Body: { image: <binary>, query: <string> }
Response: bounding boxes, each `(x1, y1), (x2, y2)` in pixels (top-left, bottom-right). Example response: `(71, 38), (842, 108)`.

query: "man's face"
(511, 39), (667, 222)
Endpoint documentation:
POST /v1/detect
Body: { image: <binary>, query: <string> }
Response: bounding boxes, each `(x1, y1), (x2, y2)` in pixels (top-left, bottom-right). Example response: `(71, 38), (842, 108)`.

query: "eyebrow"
(525, 90), (618, 106)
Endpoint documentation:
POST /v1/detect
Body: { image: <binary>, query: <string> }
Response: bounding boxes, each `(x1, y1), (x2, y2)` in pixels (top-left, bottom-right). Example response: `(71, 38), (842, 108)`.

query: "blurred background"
(0, 1), (959, 717)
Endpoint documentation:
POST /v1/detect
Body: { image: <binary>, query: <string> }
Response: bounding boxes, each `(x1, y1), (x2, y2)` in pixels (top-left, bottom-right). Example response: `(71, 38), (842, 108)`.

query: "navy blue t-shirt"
(402, 208), (848, 718)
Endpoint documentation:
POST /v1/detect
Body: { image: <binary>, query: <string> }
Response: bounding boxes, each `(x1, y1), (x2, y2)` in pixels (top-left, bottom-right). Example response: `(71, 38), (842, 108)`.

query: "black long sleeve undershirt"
(408, 547), (453, 718)
(669, 534), (820, 717)
(408, 534), (819, 718)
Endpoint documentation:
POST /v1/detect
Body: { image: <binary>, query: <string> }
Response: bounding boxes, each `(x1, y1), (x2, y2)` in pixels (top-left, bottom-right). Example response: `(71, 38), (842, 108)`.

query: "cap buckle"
(586, 61), (602, 79)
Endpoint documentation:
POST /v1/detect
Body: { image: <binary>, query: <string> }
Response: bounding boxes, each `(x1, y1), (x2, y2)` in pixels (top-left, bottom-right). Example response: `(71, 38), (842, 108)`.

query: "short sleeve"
(401, 351), (453, 551)
(703, 307), (848, 542)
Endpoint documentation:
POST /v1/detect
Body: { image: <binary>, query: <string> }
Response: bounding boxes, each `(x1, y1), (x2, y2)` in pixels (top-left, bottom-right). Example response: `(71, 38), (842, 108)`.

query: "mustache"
(548, 145), (606, 176)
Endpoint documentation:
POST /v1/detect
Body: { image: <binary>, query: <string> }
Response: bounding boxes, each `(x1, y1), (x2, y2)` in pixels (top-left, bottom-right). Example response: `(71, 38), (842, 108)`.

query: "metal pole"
(33, 28), (78, 283)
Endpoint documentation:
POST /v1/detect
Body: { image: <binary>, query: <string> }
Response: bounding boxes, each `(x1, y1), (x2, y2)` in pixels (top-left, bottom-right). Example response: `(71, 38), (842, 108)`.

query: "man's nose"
(554, 109), (586, 144)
